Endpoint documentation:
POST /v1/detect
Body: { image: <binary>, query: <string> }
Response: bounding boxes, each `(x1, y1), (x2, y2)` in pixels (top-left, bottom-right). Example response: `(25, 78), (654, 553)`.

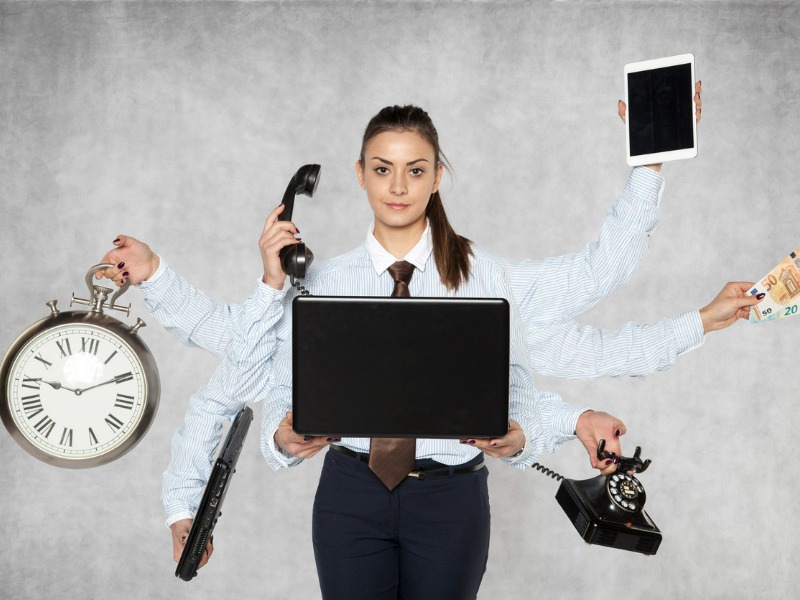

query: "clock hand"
(76, 376), (122, 394)
(39, 379), (79, 393)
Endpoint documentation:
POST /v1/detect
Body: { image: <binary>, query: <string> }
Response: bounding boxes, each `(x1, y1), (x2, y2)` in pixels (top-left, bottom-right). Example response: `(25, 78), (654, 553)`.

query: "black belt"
(330, 444), (485, 480)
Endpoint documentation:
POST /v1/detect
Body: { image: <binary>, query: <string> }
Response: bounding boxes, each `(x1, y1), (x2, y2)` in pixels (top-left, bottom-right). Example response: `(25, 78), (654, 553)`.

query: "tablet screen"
(627, 62), (694, 158)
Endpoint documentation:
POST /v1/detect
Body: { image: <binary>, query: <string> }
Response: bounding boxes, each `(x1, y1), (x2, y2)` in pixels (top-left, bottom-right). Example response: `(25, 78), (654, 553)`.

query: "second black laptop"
(175, 405), (254, 582)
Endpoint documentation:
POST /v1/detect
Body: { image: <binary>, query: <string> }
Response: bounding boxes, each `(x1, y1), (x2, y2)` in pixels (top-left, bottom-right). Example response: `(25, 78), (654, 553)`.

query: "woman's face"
(356, 130), (443, 242)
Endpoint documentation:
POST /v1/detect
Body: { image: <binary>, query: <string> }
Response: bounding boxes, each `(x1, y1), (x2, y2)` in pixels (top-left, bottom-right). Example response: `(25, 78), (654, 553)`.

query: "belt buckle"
(407, 470), (422, 479)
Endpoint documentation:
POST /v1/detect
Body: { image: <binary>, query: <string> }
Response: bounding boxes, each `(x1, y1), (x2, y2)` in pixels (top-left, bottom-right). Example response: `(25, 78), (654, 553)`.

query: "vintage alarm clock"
(0, 264), (160, 468)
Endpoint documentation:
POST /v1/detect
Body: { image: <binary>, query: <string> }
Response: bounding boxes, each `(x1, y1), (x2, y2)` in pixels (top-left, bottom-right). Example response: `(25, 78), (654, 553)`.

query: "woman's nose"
(390, 174), (407, 196)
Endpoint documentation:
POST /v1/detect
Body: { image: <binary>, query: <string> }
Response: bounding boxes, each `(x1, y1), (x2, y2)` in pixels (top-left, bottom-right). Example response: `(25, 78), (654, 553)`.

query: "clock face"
(4, 322), (149, 464)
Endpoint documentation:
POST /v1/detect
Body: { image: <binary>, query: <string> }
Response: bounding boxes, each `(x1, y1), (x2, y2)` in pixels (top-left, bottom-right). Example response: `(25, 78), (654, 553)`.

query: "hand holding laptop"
(171, 518), (213, 571)
(459, 420), (525, 458)
(274, 411), (340, 459)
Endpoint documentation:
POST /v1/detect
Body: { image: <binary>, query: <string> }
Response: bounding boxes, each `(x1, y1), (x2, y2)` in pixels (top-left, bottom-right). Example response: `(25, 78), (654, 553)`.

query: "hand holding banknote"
(700, 282), (762, 333)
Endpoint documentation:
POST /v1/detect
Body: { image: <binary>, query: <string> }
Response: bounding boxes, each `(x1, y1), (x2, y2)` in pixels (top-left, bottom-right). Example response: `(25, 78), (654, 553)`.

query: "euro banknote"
(749, 249), (800, 322)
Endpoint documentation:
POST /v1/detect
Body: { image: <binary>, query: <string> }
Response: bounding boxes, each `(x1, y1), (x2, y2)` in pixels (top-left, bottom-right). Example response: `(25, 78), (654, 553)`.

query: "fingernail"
(756, 293), (766, 300)
(459, 440), (467, 444)
(117, 261), (125, 269)
(303, 435), (312, 441)
(605, 459), (613, 466)
(113, 238), (120, 243)
(490, 442), (497, 447)
(615, 429), (621, 438)
(122, 271), (129, 277)
(468, 440), (476, 445)
(613, 457), (619, 464)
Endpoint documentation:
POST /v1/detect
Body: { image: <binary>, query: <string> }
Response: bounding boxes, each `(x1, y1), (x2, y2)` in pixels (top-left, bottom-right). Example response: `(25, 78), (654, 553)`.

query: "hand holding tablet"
(624, 53), (699, 166)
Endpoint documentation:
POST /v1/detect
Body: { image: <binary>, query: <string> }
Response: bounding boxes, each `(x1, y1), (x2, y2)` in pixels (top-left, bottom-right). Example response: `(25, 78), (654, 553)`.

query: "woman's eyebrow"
(370, 156), (430, 166)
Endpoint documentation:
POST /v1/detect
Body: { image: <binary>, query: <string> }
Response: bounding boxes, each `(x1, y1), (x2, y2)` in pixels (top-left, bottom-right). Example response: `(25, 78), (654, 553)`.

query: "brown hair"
(359, 105), (473, 291)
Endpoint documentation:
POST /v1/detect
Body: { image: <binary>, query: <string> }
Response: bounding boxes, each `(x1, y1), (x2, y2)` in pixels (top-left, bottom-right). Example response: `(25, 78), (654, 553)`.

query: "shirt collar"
(364, 221), (433, 274)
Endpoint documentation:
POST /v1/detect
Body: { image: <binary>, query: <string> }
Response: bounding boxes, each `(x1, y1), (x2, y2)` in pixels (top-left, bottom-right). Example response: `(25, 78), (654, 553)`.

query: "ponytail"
(426, 190), (473, 292)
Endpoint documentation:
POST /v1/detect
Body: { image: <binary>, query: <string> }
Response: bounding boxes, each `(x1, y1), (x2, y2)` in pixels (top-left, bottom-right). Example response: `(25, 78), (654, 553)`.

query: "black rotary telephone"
(533, 440), (662, 555)
(278, 164), (321, 279)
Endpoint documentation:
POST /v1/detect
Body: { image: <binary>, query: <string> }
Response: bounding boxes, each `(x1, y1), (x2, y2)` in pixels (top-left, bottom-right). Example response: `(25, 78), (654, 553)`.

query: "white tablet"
(624, 53), (697, 166)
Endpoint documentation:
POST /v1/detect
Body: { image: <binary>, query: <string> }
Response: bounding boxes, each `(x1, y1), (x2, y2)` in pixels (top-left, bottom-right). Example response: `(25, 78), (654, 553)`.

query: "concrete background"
(1, 1), (798, 598)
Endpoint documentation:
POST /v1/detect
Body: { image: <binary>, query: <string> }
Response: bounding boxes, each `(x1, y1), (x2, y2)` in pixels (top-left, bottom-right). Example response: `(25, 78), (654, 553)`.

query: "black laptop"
(291, 296), (510, 438)
(175, 405), (254, 582)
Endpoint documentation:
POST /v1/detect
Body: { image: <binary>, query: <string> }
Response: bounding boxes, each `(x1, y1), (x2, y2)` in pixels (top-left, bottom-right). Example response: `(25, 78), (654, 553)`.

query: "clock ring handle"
(79, 263), (132, 316)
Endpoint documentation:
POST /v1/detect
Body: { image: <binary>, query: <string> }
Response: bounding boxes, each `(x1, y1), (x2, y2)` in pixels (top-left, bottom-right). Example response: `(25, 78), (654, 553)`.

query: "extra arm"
(528, 311), (705, 379)
(504, 166), (665, 326)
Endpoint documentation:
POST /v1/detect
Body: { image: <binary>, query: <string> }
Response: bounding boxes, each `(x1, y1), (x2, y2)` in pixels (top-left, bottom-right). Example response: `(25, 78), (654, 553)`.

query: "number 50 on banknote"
(749, 249), (800, 322)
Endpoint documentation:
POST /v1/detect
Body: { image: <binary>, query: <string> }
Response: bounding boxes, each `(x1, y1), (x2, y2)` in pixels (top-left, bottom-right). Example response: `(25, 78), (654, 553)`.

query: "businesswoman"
(221, 104), (623, 599)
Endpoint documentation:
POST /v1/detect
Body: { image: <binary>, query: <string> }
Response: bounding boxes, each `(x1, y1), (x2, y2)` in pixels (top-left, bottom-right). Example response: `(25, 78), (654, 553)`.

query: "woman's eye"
(375, 166), (390, 175)
(410, 168), (424, 176)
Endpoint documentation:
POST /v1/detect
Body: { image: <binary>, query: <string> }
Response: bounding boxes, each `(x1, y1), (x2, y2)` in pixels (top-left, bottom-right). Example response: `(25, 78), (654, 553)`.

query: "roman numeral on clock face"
(34, 353), (52, 369)
(105, 413), (124, 432)
(114, 372), (134, 384)
(81, 337), (100, 355)
(114, 394), (135, 410)
(56, 339), (72, 357)
(21, 376), (41, 390)
(33, 415), (55, 438)
(22, 395), (44, 419)
(60, 427), (73, 447)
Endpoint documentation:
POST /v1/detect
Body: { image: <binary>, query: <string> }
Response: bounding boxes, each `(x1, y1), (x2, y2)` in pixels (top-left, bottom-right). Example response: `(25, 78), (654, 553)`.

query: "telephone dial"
(533, 440), (662, 555)
(278, 164), (321, 280)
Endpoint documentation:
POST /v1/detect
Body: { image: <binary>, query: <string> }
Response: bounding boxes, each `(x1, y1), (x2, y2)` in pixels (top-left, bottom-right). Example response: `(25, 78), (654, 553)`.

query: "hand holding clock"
(96, 235), (161, 286)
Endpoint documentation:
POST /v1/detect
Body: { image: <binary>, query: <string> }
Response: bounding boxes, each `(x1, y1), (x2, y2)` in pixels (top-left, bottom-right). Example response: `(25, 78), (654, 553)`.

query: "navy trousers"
(312, 447), (491, 600)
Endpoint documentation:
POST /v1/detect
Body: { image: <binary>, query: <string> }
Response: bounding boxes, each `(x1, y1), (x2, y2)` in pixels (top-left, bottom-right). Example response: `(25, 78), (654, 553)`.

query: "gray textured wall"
(1, 1), (798, 598)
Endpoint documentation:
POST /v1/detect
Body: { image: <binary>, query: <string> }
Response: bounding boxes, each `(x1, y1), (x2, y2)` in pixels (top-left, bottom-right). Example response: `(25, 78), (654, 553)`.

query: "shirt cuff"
(138, 256), (173, 300)
(673, 310), (706, 355)
(627, 166), (666, 204)
(165, 510), (194, 530)
(253, 276), (290, 305)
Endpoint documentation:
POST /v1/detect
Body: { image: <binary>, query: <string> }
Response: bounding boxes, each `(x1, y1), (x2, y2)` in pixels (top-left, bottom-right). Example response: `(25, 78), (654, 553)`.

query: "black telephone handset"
(278, 164), (321, 279)
(534, 441), (662, 555)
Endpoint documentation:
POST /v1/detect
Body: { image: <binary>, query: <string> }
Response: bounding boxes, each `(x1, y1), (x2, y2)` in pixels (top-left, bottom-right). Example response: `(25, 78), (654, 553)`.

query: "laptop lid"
(175, 405), (253, 582)
(291, 296), (510, 438)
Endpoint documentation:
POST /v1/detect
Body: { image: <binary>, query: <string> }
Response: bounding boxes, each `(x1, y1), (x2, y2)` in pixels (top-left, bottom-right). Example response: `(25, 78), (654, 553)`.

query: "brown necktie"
(368, 260), (417, 490)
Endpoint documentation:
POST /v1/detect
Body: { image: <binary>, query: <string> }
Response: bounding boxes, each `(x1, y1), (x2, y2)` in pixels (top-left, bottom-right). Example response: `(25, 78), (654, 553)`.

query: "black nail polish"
(615, 429), (621, 438)
(605, 459), (613, 466)
(113, 238), (120, 243)
(756, 293), (766, 300)
(122, 271), (129, 277)
(303, 435), (312, 441)
(117, 261), (125, 269)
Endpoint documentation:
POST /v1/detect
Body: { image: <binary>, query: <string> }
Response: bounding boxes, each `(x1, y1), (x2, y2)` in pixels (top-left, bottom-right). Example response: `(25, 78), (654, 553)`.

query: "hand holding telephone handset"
(278, 164), (321, 280)
(533, 441), (662, 555)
